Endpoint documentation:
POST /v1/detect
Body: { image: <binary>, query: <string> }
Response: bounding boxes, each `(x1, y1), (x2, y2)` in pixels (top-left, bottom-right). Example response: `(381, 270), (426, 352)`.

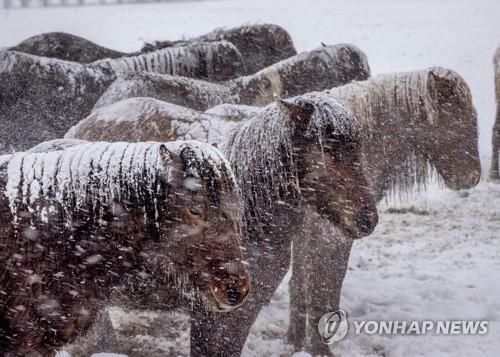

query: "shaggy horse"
(0, 141), (250, 356)
(288, 67), (482, 355)
(63, 93), (378, 356)
(141, 23), (297, 75)
(0, 41), (242, 153)
(93, 43), (370, 111)
(9, 32), (127, 64)
(12, 24), (296, 76)
(491, 47), (500, 180)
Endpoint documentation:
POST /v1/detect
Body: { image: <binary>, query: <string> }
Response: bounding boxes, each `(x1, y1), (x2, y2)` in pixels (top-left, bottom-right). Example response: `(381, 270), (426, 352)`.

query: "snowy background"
(1, 0), (500, 356)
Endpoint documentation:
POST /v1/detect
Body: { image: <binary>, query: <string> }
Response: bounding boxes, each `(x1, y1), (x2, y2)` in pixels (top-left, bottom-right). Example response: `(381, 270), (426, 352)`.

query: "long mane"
(90, 41), (242, 80)
(223, 92), (359, 224)
(329, 68), (475, 198)
(3, 141), (238, 226)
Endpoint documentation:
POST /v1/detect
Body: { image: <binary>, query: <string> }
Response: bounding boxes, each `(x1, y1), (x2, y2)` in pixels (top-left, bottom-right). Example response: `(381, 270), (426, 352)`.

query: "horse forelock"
(224, 93), (360, 223)
(167, 141), (240, 209)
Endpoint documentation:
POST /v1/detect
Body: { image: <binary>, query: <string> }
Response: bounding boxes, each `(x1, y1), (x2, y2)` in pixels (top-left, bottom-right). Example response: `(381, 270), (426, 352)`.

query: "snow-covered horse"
(0, 141), (249, 356)
(288, 67), (482, 355)
(142, 23), (297, 75)
(0, 41), (242, 153)
(491, 47), (500, 180)
(63, 93), (379, 356)
(93, 43), (370, 111)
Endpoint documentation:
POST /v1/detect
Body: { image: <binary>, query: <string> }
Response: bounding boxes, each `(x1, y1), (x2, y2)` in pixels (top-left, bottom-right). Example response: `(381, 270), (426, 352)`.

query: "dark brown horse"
(0, 141), (249, 356)
(288, 67), (482, 356)
(93, 43), (370, 111)
(0, 41), (242, 154)
(491, 47), (500, 180)
(63, 93), (378, 356)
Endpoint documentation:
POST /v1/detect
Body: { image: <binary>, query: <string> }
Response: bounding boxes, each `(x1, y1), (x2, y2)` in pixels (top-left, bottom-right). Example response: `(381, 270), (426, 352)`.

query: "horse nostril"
(355, 208), (375, 233)
(225, 281), (241, 306)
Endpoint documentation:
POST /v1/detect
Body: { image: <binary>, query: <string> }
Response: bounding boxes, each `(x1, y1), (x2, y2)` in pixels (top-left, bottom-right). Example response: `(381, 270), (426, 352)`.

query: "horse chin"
(441, 169), (481, 191)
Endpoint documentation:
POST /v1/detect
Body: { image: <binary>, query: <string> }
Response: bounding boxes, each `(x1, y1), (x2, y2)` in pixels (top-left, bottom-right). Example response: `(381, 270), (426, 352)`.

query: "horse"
(491, 46), (500, 180)
(62, 92), (378, 356)
(93, 43), (370, 111)
(141, 23), (297, 75)
(11, 24), (296, 76)
(0, 41), (242, 153)
(288, 67), (482, 355)
(9, 32), (127, 64)
(0, 140), (250, 356)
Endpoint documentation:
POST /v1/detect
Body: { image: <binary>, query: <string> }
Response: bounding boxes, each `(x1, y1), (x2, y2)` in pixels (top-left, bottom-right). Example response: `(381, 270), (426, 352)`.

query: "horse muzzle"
(210, 273), (250, 312)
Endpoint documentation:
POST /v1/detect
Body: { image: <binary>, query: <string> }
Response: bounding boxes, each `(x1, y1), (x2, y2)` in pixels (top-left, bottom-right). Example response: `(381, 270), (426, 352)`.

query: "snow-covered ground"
(1, 0), (500, 356)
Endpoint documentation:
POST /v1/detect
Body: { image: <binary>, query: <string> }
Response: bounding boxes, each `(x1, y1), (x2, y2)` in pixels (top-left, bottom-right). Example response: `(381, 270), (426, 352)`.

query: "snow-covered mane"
(223, 92), (360, 223)
(90, 40), (243, 81)
(4, 141), (238, 225)
(329, 67), (479, 199)
(141, 23), (297, 75)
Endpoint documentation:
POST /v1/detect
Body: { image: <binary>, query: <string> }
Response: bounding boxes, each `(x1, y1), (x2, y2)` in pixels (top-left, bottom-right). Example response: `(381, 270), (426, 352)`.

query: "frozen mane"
(90, 41), (242, 80)
(223, 92), (359, 223)
(329, 67), (475, 199)
(4, 141), (237, 226)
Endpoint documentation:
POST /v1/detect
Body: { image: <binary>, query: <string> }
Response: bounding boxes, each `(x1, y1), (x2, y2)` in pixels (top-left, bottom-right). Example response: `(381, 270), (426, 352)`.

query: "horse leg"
(190, 241), (291, 357)
(305, 236), (354, 357)
(491, 103), (500, 180)
(287, 235), (309, 352)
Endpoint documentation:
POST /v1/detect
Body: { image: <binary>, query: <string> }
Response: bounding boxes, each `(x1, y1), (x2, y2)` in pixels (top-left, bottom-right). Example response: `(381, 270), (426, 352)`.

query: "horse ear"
(278, 98), (315, 125)
(427, 67), (456, 104)
(159, 145), (183, 183)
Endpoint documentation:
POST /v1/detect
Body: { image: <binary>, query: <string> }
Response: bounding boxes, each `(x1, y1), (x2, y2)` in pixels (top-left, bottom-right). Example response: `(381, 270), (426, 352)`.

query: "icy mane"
(90, 41), (241, 79)
(330, 69), (436, 128)
(223, 92), (359, 223)
(329, 67), (475, 198)
(3, 141), (237, 225)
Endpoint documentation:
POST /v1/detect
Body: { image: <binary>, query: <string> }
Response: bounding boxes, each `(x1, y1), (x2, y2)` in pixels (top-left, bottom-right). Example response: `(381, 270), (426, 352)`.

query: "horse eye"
(189, 208), (203, 217)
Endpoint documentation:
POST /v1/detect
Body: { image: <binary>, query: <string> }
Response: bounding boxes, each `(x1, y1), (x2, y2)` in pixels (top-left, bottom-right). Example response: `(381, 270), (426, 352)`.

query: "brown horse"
(288, 67), (482, 356)
(491, 47), (500, 180)
(0, 41), (243, 154)
(63, 93), (378, 356)
(0, 141), (249, 356)
(93, 43), (370, 111)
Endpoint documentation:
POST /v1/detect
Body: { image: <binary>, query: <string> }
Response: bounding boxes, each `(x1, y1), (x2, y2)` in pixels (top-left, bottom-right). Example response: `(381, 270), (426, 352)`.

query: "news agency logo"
(318, 310), (489, 345)
(317, 310), (349, 344)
